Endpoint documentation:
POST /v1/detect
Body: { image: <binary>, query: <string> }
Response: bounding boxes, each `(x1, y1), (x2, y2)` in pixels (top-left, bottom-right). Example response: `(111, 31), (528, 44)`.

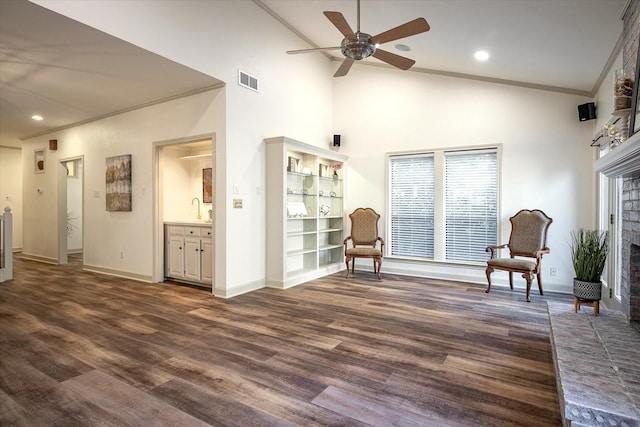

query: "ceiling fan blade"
(324, 11), (356, 40)
(334, 58), (355, 77)
(370, 18), (430, 45)
(287, 47), (341, 55)
(372, 49), (415, 70)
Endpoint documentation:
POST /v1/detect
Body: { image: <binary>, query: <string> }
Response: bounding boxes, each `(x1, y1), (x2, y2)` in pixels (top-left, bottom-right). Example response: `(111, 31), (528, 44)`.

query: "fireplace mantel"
(595, 131), (640, 178)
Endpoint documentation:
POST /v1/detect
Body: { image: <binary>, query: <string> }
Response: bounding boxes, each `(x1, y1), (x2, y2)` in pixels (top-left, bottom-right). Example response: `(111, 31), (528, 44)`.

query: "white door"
(201, 237), (213, 283)
(184, 237), (201, 281)
(167, 236), (184, 278)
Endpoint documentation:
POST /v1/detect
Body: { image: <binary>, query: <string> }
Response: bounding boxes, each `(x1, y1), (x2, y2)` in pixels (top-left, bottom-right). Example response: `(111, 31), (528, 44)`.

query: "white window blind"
(389, 155), (434, 258)
(444, 150), (498, 262)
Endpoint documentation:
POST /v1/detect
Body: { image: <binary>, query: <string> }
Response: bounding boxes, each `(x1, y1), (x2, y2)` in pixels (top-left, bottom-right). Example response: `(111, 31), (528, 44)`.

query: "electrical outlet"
(550, 267), (557, 276)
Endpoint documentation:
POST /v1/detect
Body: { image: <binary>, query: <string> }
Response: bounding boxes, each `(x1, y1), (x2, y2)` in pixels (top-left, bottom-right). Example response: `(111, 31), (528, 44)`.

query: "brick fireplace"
(623, 179), (640, 326)
(549, 3), (640, 425)
(598, 129), (640, 326)
(597, 0), (640, 326)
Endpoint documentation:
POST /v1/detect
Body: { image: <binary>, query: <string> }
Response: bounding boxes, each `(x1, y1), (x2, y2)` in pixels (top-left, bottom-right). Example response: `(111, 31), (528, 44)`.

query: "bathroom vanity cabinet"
(165, 222), (212, 287)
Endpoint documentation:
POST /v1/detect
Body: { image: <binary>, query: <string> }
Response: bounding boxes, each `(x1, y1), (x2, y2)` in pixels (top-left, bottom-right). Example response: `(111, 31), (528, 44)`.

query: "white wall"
(594, 50), (623, 138)
(21, 89), (225, 281)
(26, 0), (609, 296)
(26, 0), (336, 296)
(0, 146), (23, 250)
(334, 65), (597, 293)
(161, 146), (213, 222)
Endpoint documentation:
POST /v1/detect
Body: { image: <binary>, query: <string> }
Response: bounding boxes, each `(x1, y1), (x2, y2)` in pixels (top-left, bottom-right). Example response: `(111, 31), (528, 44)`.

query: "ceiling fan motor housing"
(341, 32), (376, 60)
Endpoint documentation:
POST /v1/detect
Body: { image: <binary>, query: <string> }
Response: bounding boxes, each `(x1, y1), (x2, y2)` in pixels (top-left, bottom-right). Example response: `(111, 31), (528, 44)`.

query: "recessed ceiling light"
(474, 50), (489, 61)
(32, 115), (44, 121)
(395, 44), (411, 52)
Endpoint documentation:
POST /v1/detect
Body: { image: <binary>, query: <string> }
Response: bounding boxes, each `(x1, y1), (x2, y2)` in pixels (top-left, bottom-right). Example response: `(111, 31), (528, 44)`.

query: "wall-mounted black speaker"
(333, 134), (341, 147)
(578, 102), (596, 122)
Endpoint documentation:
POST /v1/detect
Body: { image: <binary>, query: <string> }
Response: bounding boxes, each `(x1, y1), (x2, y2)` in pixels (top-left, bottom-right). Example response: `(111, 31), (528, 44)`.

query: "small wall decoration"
(106, 154), (132, 211)
(287, 156), (299, 173)
(34, 148), (45, 173)
(319, 163), (329, 177)
(203, 168), (212, 203)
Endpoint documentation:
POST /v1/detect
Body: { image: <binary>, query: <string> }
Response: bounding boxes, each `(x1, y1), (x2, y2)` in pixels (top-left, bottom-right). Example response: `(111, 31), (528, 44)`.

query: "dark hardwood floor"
(0, 255), (572, 426)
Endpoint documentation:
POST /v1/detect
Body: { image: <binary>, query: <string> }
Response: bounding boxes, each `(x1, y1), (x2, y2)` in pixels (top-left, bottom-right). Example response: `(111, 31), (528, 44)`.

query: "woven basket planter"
(573, 278), (602, 301)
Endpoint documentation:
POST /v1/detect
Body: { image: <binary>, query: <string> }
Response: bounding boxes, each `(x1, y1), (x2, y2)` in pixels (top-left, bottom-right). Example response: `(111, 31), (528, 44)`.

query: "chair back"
(349, 208), (380, 246)
(508, 209), (552, 257)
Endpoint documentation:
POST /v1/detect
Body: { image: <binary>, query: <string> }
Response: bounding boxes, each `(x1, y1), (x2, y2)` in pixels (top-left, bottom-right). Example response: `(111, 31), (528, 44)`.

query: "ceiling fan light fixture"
(32, 115), (43, 121)
(341, 32), (376, 60)
(287, 1), (430, 77)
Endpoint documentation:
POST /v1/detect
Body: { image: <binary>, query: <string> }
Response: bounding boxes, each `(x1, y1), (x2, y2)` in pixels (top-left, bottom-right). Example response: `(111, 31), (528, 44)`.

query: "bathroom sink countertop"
(164, 219), (212, 226)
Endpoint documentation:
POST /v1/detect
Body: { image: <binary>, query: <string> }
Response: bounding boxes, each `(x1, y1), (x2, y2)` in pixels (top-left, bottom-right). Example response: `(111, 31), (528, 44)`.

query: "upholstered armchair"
(344, 208), (384, 280)
(485, 209), (552, 302)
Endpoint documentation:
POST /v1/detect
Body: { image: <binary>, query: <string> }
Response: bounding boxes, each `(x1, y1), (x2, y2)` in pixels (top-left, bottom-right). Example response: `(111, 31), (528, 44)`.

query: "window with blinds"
(389, 155), (434, 257)
(444, 150), (498, 262)
(388, 147), (499, 263)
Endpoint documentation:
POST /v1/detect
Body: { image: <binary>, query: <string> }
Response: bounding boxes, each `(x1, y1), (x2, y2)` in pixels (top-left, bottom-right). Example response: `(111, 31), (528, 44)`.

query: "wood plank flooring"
(0, 255), (572, 426)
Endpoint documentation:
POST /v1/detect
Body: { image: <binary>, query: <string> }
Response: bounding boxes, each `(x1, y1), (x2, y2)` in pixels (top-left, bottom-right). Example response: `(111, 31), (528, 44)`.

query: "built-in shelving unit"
(265, 136), (348, 288)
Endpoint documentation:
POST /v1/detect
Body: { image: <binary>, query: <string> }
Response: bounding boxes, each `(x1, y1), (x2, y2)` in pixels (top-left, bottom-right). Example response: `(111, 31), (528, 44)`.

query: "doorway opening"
(58, 157), (84, 266)
(153, 135), (215, 292)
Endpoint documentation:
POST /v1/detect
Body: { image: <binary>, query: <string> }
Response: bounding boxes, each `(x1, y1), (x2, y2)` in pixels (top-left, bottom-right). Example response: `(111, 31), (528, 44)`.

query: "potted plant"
(571, 229), (608, 301)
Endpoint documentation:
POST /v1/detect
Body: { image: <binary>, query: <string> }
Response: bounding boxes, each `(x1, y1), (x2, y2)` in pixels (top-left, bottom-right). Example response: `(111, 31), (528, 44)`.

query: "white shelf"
(319, 228), (342, 233)
(287, 248), (317, 256)
(595, 131), (640, 178)
(287, 231), (316, 237)
(319, 244), (343, 251)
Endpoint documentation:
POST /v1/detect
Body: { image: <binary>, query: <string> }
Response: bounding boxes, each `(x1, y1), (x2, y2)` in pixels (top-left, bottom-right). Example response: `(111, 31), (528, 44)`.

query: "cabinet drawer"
(201, 228), (213, 238)
(184, 227), (202, 237)
(166, 225), (184, 236)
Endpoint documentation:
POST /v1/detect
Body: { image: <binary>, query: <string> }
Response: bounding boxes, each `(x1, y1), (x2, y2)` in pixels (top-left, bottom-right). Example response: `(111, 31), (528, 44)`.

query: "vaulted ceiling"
(0, 0), (626, 145)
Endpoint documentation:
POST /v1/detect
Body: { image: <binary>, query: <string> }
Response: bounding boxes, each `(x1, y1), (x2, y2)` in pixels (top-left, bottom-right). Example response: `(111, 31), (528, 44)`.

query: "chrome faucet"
(191, 197), (201, 220)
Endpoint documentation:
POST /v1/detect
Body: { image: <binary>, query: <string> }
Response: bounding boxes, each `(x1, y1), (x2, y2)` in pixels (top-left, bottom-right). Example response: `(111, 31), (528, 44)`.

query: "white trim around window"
(386, 145), (502, 266)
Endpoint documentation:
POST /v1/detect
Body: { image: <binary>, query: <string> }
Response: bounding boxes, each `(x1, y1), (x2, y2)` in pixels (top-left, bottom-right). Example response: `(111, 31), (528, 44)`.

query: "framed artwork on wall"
(203, 168), (212, 203)
(105, 154), (132, 211)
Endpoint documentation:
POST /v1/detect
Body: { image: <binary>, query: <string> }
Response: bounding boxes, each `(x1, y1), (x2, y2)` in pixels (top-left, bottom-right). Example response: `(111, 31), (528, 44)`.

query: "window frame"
(386, 144), (502, 266)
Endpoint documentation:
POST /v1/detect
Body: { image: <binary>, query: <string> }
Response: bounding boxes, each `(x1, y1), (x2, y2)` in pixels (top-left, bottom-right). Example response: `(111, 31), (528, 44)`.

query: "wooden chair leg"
(523, 273), (533, 302)
(508, 272), (514, 289)
(537, 273), (544, 295)
(345, 256), (351, 278)
(485, 267), (493, 293)
(375, 257), (382, 280)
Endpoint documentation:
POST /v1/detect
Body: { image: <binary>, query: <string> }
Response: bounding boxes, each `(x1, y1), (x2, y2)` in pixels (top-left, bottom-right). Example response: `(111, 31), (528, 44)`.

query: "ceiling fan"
(286, 0), (430, 77)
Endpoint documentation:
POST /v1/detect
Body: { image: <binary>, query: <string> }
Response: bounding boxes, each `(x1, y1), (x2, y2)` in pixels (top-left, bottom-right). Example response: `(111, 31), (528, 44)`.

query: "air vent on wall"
(238, 70), (258, 92)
